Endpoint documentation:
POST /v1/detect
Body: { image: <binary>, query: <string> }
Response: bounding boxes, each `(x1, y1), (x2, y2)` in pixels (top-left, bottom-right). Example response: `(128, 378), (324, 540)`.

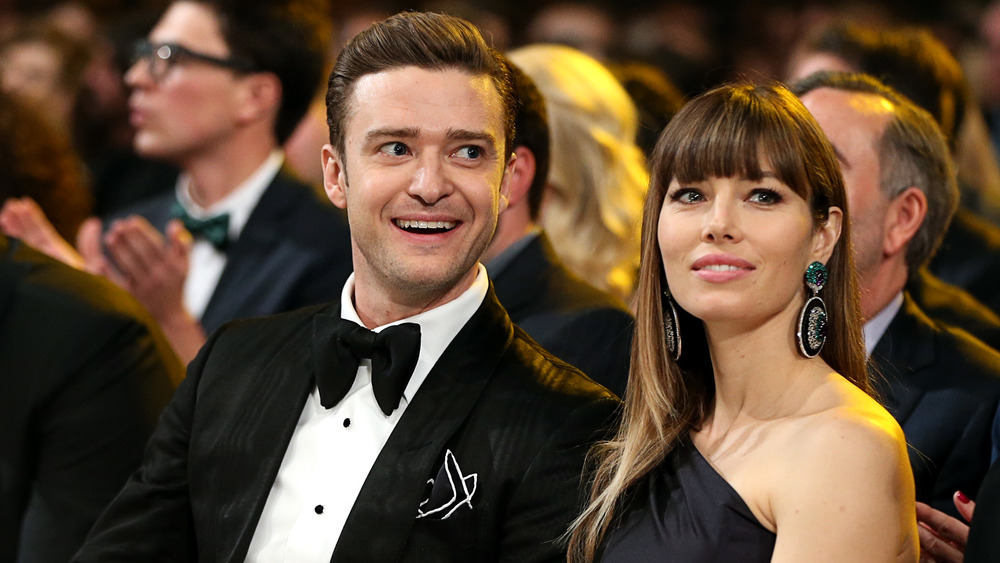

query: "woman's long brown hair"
(566, 82), (868, 562)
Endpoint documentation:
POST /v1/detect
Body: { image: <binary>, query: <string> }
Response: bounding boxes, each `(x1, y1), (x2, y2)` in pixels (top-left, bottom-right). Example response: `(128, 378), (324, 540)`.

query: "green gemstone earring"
(797, 261), (828, 358)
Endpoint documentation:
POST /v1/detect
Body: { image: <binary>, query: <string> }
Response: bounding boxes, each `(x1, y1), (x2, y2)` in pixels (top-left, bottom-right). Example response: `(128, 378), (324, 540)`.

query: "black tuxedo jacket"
(871, 292), (1000, 517)
(0, 236), (179, 563)
(119, 169), (353, 333)
(492, 233), (634, 397)
(928, 208), (1000, 316)
(75, 286), (620, 562)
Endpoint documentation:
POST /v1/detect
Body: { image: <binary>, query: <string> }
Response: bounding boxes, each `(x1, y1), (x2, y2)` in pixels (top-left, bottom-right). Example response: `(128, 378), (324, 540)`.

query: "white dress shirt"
(177, 150), (284, 319)
(244, 264), (489, 563)
(863, 290), (905, 357)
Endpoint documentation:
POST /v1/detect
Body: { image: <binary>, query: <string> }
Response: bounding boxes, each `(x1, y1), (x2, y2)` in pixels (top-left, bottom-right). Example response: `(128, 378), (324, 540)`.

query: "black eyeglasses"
(130, 39), (256, 82)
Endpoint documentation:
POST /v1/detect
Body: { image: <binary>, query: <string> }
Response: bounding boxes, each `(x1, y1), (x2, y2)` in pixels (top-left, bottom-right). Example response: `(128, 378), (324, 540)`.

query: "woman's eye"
(749, 188), (782, 204)
(455, 145), (482, 159)
(670, 188), (703, 203)
(379, 142), (409, 156)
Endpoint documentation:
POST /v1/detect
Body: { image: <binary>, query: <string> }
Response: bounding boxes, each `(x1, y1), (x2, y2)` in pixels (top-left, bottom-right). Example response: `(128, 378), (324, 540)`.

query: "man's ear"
(883, 186), (927, 257)
(235, 72), (282, 125)
(322, 144), (348, 209)
(506, 146), (536, 210)
(498, 151), (517, 214)
(812, 206), (843, 263)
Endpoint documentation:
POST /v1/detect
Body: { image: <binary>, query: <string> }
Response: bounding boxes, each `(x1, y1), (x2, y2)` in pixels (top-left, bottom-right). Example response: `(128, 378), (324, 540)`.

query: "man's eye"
(455, 146), (481, 159)
(379, 142), (408, 156)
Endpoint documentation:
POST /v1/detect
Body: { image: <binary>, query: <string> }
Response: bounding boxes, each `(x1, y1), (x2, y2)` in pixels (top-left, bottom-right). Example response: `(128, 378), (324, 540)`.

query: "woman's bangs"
(662, 88), (813, 200)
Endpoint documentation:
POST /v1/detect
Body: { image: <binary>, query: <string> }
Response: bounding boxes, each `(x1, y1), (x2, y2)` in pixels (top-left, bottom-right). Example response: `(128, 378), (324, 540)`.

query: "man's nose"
(124, 58), (153, 90)
(408, 157), (452, 204)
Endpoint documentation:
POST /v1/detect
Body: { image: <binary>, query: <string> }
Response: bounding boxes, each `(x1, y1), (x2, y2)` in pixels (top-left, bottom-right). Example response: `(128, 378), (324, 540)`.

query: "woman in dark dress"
(568, 82), (918, 562)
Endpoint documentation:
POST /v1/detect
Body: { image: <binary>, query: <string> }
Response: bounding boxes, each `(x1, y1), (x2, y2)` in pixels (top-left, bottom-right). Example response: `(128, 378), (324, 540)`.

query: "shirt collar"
(338, 263), (489, 402)
(863, 290), (904, 357)
(175, 150), (284, 240)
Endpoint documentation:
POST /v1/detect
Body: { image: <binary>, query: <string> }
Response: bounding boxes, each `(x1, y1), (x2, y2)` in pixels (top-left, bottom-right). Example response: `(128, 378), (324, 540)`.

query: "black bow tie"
(170, 201), (230, 250)
(313, 315), (422, 416)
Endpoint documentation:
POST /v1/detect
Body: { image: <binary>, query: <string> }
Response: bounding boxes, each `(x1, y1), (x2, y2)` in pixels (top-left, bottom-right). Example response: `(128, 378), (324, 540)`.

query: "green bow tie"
(171, 201), (230, 250)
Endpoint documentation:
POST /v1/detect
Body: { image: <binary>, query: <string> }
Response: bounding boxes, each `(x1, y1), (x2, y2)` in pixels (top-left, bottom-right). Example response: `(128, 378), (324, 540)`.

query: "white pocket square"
(416, 449), (477, 520)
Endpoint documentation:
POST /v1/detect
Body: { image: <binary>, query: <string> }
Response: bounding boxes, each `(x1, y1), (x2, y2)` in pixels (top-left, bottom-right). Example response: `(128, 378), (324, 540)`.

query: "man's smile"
(394, 219), (459, 234)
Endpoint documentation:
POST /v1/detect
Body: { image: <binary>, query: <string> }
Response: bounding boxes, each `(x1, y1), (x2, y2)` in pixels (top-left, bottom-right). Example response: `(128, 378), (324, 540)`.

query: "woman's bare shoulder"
(766, 373), (917, 562)
(801, 375), (904, 451)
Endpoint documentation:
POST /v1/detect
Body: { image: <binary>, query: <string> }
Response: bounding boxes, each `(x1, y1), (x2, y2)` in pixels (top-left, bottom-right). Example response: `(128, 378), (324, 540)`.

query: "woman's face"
(658, 170), (841, 327)
(0, 42), (63, 106)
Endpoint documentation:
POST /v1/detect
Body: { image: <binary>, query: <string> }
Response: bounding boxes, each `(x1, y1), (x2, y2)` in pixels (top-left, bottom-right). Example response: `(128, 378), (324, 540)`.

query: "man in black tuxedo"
(482, 62), (633, 396)
(0, 234), (179, 562)
(0, 0), (352, 364)
(798, 72), (1000, 517)
(74, 12), (619, 563)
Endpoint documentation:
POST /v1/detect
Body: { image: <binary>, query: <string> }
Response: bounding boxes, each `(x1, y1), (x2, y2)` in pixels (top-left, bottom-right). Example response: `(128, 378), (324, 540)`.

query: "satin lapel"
(201, 174), (297, 332)
(870, 293), (936, 426)
(331, 287), (514, 563)
(222, 304), (340, 561)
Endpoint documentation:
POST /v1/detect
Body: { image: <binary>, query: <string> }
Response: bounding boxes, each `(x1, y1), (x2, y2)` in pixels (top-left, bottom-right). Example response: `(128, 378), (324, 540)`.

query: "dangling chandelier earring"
(797, 261), (828, 358)
(662, 289), (682, 361)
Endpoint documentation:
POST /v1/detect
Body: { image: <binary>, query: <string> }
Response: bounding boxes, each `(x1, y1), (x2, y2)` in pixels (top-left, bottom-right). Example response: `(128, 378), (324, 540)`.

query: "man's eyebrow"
(364, 127), (419, 143)
(446, 128), (497, 146)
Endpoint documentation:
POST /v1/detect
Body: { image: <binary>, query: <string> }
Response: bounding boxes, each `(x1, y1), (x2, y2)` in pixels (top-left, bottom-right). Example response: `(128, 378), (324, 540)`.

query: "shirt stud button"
(343, 418), (351, 428)
(315, 505), (324, 514)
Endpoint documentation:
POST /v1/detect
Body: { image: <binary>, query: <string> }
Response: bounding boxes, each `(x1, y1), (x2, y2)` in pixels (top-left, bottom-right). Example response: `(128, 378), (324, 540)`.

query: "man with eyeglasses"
(1, 0), (352, 365)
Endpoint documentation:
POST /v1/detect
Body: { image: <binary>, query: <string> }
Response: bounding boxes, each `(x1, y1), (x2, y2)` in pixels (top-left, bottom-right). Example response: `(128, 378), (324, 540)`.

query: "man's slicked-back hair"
(201, 0), (330, 144)
(793, 70), (959, 276)
(506, 60), (550, 220)
(325, 11), (516, 160)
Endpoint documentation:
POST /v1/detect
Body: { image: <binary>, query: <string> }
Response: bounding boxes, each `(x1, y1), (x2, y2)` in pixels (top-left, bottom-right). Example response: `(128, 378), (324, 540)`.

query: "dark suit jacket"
(928, 208), (1000, 316)
(119, 169), (353, 333)
(492, 233), (634, 397)
(0, 236), (179, 563)
(966, 459), (1000, 562)
(907, 268), (1000, 351)
(871, 292), (1000, 517)
(75, 286), (620, 563)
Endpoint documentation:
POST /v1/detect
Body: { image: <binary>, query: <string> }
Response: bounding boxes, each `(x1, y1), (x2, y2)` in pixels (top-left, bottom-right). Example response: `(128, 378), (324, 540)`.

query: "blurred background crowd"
(7, 0), (1000, 289)
(5, 0), (1000, 208)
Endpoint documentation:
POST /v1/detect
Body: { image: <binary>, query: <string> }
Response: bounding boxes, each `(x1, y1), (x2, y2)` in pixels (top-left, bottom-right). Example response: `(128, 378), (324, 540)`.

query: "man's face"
(801, 87), (894, 302)
(323, 66), (512, 305)
(124, 1), (249, 163)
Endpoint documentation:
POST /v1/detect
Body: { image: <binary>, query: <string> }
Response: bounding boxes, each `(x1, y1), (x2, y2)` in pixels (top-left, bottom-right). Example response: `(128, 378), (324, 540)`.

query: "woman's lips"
(691, 254), (755, 282)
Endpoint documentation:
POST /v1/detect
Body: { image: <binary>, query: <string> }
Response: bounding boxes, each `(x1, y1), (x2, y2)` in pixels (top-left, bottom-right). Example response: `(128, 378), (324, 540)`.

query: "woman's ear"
(812, 206), (843, 263)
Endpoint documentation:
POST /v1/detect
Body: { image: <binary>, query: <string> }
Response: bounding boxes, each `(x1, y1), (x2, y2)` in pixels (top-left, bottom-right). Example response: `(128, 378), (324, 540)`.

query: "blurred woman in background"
(508, 44), (647, 302)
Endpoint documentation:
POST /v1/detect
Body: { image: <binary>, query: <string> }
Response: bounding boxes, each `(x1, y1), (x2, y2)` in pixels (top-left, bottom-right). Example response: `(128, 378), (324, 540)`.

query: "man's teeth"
(702, 264), (745, 271)
(396, 219), (456, 230)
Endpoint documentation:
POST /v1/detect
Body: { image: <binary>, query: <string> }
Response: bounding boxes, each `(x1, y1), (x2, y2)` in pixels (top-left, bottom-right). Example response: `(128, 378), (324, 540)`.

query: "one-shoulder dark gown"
(600, 441), (776, 562)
